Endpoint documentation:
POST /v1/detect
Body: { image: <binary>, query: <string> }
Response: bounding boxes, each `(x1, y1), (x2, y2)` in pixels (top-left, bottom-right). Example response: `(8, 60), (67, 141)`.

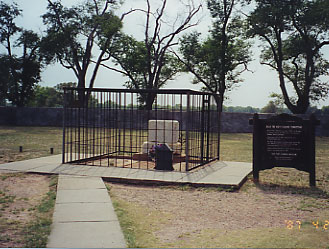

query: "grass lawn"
(0, 126), (62, 163)
(0, 126), (328, 248)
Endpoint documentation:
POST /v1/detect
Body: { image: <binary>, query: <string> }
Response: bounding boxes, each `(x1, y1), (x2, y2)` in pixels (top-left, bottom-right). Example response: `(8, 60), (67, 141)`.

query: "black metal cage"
(62, 88), (220, 171)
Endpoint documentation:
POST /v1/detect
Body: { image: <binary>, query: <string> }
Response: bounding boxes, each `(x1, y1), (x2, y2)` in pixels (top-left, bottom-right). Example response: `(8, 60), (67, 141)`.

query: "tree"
(104, 0), (201, 109)
(248, 0), (329, 114)
(54, 82), (77, 94)
(223, 105), (260, 113)
(0, 2), (44, 107)
(176, 0), (251, 111)
(28, 86), (62, 107)
(28, 82), (79, 107)
(261, 101), (280, 113)
(41, 0), (122, 91)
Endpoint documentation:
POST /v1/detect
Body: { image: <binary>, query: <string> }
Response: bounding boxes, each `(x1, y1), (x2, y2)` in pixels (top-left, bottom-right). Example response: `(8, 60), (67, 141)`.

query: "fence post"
(185, 92), (190, 171)
(309, 114), (319, 187)
(62, 88), (66, 164)
(251, 113), (260, 182)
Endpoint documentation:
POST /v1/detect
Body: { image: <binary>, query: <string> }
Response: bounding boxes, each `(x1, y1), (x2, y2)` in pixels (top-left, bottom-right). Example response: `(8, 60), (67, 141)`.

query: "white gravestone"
(142, 120), (181, 154)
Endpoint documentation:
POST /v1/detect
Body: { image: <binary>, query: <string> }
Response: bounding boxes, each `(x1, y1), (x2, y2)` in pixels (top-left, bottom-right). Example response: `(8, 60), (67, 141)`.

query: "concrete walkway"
(0, 155), (252, 248)
(47, 175), (126, 248)
(0, 154), (252, 188)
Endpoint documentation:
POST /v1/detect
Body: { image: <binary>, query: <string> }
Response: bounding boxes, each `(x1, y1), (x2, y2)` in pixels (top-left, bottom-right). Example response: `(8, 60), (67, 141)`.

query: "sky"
(3, 0), (329, 108)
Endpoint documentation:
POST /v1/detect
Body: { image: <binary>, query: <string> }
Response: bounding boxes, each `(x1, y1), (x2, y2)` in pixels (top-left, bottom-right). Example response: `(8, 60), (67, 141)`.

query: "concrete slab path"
(47, 175), (126, 248)
(0, 154), (252, 188)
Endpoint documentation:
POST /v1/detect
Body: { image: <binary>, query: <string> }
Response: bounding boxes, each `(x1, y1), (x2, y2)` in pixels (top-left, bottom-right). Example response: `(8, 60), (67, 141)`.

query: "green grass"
(109, 190), (170, 248)
(108, 184), (170, 248)
(23, 175), (58, 248)
(220, 133), (253, 162)
(111, 199), (138, 248)
(0, 126), (62, 162)
(0, 192), (15, 205)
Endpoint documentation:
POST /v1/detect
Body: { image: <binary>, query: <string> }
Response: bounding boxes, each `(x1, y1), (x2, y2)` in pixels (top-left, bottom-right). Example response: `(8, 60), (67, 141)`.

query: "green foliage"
(178, 0), (251, 109)
(107, 1), (201, 110)
(23, 217), (52, 248)
(27, 82), (77, 107)
(248, 0), (329, 114)
(37, 190), (56, 213)
(223, 105), (260, 113)
(26, 82), (103, 108)
(0, 2), (44, 107)
(111, 34), (183, 108)
(0, 1), (21, 43)
(0, 192), (15, 205)
(111, 35), (150, 89)
(111, 199), (137, 247)
(261, 101), (280, 113)
(28, 86), (61, 107)
(41, 0), (122, 89)
(23, 175), (57, 248)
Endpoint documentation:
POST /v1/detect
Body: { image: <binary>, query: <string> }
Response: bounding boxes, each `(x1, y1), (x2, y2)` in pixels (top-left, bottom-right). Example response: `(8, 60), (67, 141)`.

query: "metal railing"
(62, 88), (220, 171)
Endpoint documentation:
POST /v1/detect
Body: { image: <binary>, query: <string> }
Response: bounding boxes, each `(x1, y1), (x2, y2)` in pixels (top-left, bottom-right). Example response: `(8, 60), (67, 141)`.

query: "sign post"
(249, 113), (319, 187)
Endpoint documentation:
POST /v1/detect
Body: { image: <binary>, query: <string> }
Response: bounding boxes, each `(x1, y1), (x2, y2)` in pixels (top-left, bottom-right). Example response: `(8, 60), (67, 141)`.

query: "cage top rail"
(63, 87), (218, 96)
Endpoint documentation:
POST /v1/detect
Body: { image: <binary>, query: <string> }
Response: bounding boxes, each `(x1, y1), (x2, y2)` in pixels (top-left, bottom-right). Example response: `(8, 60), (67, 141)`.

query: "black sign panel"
(266, 123), (303, 162)
(250, 113), (319, 186)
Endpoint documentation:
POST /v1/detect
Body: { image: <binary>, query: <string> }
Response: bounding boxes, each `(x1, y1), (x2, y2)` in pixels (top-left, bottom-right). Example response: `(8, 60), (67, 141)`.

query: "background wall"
(1, 107), (328, 136)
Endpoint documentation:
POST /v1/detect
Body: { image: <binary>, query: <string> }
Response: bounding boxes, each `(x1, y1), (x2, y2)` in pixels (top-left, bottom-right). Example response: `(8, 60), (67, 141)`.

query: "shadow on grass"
(254, 181), (329, 199)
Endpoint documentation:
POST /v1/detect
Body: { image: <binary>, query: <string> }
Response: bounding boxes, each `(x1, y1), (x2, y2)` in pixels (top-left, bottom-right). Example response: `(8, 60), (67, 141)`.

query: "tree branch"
(120, 8), (145, 21)
(291, 57), (302, 98)
(171, 50), (216, 94)
(47, 0), (82, 75)
(91, 59), (128, 76)
(315, 40), (329, 53)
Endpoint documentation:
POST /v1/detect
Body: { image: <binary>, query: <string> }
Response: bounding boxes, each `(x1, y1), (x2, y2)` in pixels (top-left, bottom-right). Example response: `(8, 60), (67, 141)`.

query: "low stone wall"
(0, 107), (63, 127)
(221, 112), (329, 136)
(1, 107), (328, 136)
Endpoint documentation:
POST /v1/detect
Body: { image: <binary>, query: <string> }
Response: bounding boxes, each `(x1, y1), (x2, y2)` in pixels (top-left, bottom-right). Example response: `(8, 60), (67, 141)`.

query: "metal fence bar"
(185, 92), (190, 171)
(62, 88), (67, 164)
(63, 88), (221, 172)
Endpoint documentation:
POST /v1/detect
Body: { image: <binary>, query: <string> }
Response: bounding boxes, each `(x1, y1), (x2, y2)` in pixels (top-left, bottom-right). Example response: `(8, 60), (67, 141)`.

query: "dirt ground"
(0, 173), (50, 248)
(108, 180), (329, 245)
(0, 171), (327, 248)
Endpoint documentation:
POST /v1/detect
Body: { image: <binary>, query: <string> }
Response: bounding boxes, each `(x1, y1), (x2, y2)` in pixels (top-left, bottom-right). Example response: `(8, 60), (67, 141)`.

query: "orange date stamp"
(285, 220), (329, 231)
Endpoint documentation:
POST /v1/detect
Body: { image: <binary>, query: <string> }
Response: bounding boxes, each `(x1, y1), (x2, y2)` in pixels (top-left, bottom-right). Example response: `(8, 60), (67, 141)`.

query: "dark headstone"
(154, 144), (174, 171)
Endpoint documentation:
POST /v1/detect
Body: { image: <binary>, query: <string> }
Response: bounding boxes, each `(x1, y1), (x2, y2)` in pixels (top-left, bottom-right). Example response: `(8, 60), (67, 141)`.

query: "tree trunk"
(294, 98), (309, 114)
(144, 92), (156, 110)
(213, 94), (223, 113)
(76, 75), (87, 108)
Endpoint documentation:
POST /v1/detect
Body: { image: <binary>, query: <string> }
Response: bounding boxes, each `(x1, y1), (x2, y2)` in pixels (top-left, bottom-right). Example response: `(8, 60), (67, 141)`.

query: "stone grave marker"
(142, 120), (181, 154)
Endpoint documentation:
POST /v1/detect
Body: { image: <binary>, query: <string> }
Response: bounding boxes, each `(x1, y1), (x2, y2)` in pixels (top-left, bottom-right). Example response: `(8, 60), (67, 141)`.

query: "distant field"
(0, 126), (62, 164)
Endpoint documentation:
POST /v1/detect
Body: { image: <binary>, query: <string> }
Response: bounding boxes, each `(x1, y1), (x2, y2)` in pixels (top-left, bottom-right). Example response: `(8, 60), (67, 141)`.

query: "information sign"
(249, 113), (319, 186)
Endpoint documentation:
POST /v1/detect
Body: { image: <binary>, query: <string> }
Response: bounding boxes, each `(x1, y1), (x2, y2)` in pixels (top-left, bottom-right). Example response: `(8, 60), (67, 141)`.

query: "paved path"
(0, 155), (252, 248)
(47, 175), (126, 248)
(0, 154), (252, 188)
